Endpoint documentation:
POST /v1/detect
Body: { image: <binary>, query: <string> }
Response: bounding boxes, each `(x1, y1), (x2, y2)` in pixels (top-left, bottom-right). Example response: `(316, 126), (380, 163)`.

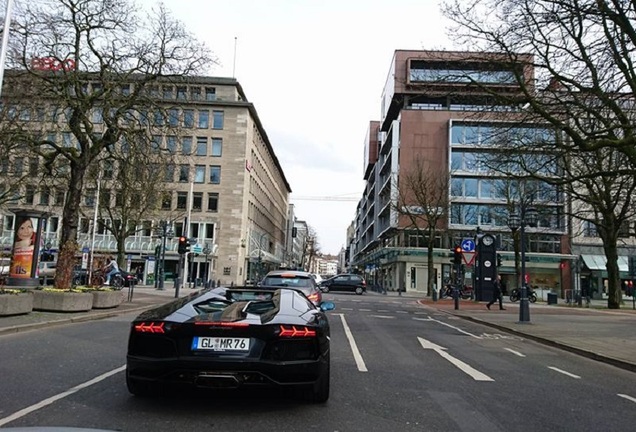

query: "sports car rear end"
(126, 287), (332, 402)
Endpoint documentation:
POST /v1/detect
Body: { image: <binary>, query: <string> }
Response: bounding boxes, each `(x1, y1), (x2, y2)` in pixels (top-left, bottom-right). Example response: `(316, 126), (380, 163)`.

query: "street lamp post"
(155, 221), (174, 291)
(508, 205), (537, 323)
(203, 244), (211, 288)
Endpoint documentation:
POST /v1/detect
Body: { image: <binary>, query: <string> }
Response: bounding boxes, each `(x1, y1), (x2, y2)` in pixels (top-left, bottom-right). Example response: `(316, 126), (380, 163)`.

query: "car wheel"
(355, 287), (364, 295)
(126, 372), (152, 397)
(309, 362), (330, 403)
(321, 286), (329, 293)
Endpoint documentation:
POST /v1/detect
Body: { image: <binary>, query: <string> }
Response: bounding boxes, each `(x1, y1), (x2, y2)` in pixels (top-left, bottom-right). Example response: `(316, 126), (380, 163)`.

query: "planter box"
(0, 292), (34, 316)
(33, 291), (93, 312)
(92, 290), (123, 309)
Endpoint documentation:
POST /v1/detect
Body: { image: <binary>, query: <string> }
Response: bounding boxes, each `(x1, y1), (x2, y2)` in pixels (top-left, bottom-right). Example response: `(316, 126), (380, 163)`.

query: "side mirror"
(320, 301), (335, 312)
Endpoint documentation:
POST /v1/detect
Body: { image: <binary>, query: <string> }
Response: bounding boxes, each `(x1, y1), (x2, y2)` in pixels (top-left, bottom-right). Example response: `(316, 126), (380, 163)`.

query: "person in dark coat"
(487, 275), (506, 310)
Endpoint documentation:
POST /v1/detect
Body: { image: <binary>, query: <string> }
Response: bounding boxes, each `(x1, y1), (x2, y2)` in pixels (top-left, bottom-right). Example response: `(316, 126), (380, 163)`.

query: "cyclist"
(103, 256), (120, 285)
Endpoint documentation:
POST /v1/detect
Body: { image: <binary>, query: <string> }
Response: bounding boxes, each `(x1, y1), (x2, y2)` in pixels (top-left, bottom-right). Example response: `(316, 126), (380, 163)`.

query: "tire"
(309, 361), (330, 403)
(355, 287), (364, 295)
(509, 291), (519, 302)
(126, 372), (152, 397)
(529, 293), (537, 303)
(321, 286), (330, 293)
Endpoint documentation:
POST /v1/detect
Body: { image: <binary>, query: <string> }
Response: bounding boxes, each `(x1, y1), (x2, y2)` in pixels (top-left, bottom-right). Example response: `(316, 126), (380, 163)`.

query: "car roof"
(264, 270), (312, 278)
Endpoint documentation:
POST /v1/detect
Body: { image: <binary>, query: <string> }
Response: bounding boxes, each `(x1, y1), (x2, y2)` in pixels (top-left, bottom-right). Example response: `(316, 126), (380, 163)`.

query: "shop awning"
(580, 255), (628, 272)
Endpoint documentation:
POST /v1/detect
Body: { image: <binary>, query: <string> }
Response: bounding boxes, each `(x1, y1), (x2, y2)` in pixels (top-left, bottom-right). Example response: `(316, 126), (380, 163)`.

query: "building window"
(212, 110), (224, 129)
(211, 138), (222, 156)
(209, 165), (221, 184)
(151, 135), (162, 153)
(183, 109), (194, 128)
(166, 136), (177, 154)
(205, 87), (216, 101)
(153, 109), (165, 126)
(179, 165), (190, 182)
(79, 218), (90, 234)
(207, 193), (219, 212)
(39, 187), (50, 205)
(223, 267), (231, 276)
(163, 86), (173, 99)
(198, 110), (209, 128)
(29, 157), (38, 176)
(177, 192), (188, 209)
(176, 86), (187, 100)
(25, 185), (35, 204)
(205, 222), (215, 239)
(85, 188), (96, 207)
(55, 189), (65, 205)
(182, 137), (192, 155)
(164, 163), (175, 182)
(192, 192), (203, 212)
(583, 220), (598, 237)
(191, 87), (201, 100)
(196, 137), (207, 156)
(100, 190), (111, 208)
(13, 157), (23, 176)
(92, 108), (103, 124)
(168, 108), (179, 127)
(161, 192), (172, 210)
(194, 165), (205, 183)
(0, 159), (8, 175)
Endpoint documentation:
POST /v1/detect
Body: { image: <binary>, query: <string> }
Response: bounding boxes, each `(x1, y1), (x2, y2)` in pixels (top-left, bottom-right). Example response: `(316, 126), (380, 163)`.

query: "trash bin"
(547, 293), (558, 305)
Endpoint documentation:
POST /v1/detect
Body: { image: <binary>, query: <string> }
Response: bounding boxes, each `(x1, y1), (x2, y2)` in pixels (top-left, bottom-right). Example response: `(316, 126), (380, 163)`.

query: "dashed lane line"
(617, 394), (636, 404)
(336, 313), (368, 372)
(504, 348), (526, 357)
(548, 366), (581, 379)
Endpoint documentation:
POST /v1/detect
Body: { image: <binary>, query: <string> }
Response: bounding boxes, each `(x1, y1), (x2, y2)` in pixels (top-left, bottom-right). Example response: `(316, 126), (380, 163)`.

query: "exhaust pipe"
(195, 373), (240, 389)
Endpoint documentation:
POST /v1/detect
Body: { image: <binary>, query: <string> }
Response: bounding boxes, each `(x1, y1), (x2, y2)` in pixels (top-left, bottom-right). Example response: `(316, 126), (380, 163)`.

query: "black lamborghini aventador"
(126, 286), (335, 403)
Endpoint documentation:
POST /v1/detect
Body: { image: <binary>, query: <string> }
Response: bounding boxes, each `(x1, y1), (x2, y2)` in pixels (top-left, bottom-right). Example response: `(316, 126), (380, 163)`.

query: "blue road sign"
(461, 239), (475, 252)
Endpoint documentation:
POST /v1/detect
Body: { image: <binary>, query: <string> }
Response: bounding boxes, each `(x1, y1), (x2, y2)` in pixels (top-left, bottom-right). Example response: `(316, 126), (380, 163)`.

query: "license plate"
(192, 337), (250, 351)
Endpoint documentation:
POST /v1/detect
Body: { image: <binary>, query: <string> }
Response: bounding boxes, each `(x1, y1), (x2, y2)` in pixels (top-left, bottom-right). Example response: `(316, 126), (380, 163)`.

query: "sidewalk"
(414, 295), (636, 373)
(0, 284), (199, 336)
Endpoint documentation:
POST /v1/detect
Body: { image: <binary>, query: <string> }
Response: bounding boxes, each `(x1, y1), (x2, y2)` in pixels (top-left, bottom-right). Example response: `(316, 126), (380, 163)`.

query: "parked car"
(126, 286), (335, 402)
(259, 270), (323, 307)
(38, 261), (57, 284)
(309, 273), (324, 285)
(319, 274), (367, 295)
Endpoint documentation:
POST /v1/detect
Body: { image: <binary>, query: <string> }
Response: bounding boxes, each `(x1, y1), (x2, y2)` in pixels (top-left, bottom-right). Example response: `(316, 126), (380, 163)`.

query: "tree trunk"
(603, 242), (622, 309)
(427, 237), (435, 297)
(54, 165), (86, 289)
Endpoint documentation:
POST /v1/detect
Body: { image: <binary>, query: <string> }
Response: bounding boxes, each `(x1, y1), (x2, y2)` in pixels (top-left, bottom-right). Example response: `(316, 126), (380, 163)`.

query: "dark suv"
(319, 274), (366, 295)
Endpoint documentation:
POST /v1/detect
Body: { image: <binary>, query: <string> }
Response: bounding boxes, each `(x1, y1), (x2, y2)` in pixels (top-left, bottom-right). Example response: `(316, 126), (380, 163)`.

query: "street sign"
(463, 252), (476, 266)
(192, 245), (203, 254)
(461, 239), (475, 252)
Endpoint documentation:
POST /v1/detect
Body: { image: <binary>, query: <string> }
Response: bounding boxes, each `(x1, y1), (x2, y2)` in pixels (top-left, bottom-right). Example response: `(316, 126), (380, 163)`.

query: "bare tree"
(441, 0), (636, 308)
(394, 156), (450, 296)
(1, 0), (215, 288)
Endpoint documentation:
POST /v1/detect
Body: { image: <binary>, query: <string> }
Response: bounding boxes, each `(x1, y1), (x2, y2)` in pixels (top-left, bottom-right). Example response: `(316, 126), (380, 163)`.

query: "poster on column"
(10, 216), (37, 278)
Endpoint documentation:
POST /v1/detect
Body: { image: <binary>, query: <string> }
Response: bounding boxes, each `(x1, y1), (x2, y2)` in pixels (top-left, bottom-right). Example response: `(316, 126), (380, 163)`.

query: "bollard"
(453, 286), (459, 310)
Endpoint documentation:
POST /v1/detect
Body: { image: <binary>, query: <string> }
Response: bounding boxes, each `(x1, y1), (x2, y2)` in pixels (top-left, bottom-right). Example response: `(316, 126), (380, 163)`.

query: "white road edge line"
(548, 366), (581, 379)
(0, 365), (126, 427)
(618, 394), (636, 404)
(504, 348), (526, 357)
(337, 314), (368, 372)
(428, 317), (482, 339)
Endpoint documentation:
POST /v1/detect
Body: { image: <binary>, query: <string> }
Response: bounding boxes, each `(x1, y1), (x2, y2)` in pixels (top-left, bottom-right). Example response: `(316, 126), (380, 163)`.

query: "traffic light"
(452, 246), (462, 265)
(178, 236), (189, 254)
(497, 254), (502, 267)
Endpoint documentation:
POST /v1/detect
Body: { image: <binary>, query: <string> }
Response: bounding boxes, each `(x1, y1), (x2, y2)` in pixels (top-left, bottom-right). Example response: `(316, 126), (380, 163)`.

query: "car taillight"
(307, 292), (320, 303)
(134, 322), (166, 333)
(362, 280), (366, 286)
(278, 325), (317, 337)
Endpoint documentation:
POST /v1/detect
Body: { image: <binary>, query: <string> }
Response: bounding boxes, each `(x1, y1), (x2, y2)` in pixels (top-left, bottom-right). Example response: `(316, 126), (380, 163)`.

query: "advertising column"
(7, 210), (48, 288)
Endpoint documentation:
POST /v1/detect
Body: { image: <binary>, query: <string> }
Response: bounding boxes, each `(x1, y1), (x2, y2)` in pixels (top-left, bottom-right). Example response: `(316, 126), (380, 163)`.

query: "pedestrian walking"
(487, 275), (506, 310)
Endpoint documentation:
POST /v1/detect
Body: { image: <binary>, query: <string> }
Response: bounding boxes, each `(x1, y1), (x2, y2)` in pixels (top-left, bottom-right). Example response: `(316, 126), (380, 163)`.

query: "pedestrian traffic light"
(178, 236), (189, 254)
(452, 246), (462, 265)
(497, 253), (502, 267)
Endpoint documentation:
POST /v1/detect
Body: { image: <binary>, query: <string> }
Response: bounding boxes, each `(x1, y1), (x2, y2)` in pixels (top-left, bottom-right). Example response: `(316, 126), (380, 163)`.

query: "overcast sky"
(141, 0), (454, 255)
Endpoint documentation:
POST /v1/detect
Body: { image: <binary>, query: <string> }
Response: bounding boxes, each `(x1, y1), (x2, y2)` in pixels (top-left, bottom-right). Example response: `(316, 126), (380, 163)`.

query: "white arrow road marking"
(337, 314), (368, 372)
(548, 366), (581, 379)
(504, 348), (526, 357)
(0, 365), (126, 427)
(418, 337), (494, 381)
(618, 394), (636, 404)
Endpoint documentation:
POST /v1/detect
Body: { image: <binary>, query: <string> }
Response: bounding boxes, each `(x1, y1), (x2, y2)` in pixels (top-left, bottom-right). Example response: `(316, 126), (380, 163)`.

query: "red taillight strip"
(279, 325), (317, 337)
(307, 293), (319, 301)
(134, 322), (165, 333)
(194, 321), (250, 327)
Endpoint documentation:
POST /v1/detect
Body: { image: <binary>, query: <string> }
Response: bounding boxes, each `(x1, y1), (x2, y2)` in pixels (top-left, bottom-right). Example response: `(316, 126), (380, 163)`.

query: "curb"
(433, 307), (636, 374)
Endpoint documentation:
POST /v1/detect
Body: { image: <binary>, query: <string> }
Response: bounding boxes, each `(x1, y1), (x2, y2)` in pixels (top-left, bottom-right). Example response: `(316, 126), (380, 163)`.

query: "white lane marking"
(504, 348), (526, 357)
(0, 365), (126, 427)
(428, 317), (482, 339)
(418, 337), (493, 381)
(371, 315), (395, 319)
(396, 310), (409, 314)
(359, 308), (371, 312)
(548, 366), (581, 379)
(618, 394), (636, 404)
(413, 317), (433, 322)
(337, 314), (368, 372)
(340, 307), (354, 311)
(377, 309), (390, 312)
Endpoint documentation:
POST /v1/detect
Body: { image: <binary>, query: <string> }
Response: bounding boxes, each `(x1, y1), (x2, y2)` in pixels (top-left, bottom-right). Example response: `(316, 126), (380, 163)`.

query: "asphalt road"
(1, 293), (635, 431)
